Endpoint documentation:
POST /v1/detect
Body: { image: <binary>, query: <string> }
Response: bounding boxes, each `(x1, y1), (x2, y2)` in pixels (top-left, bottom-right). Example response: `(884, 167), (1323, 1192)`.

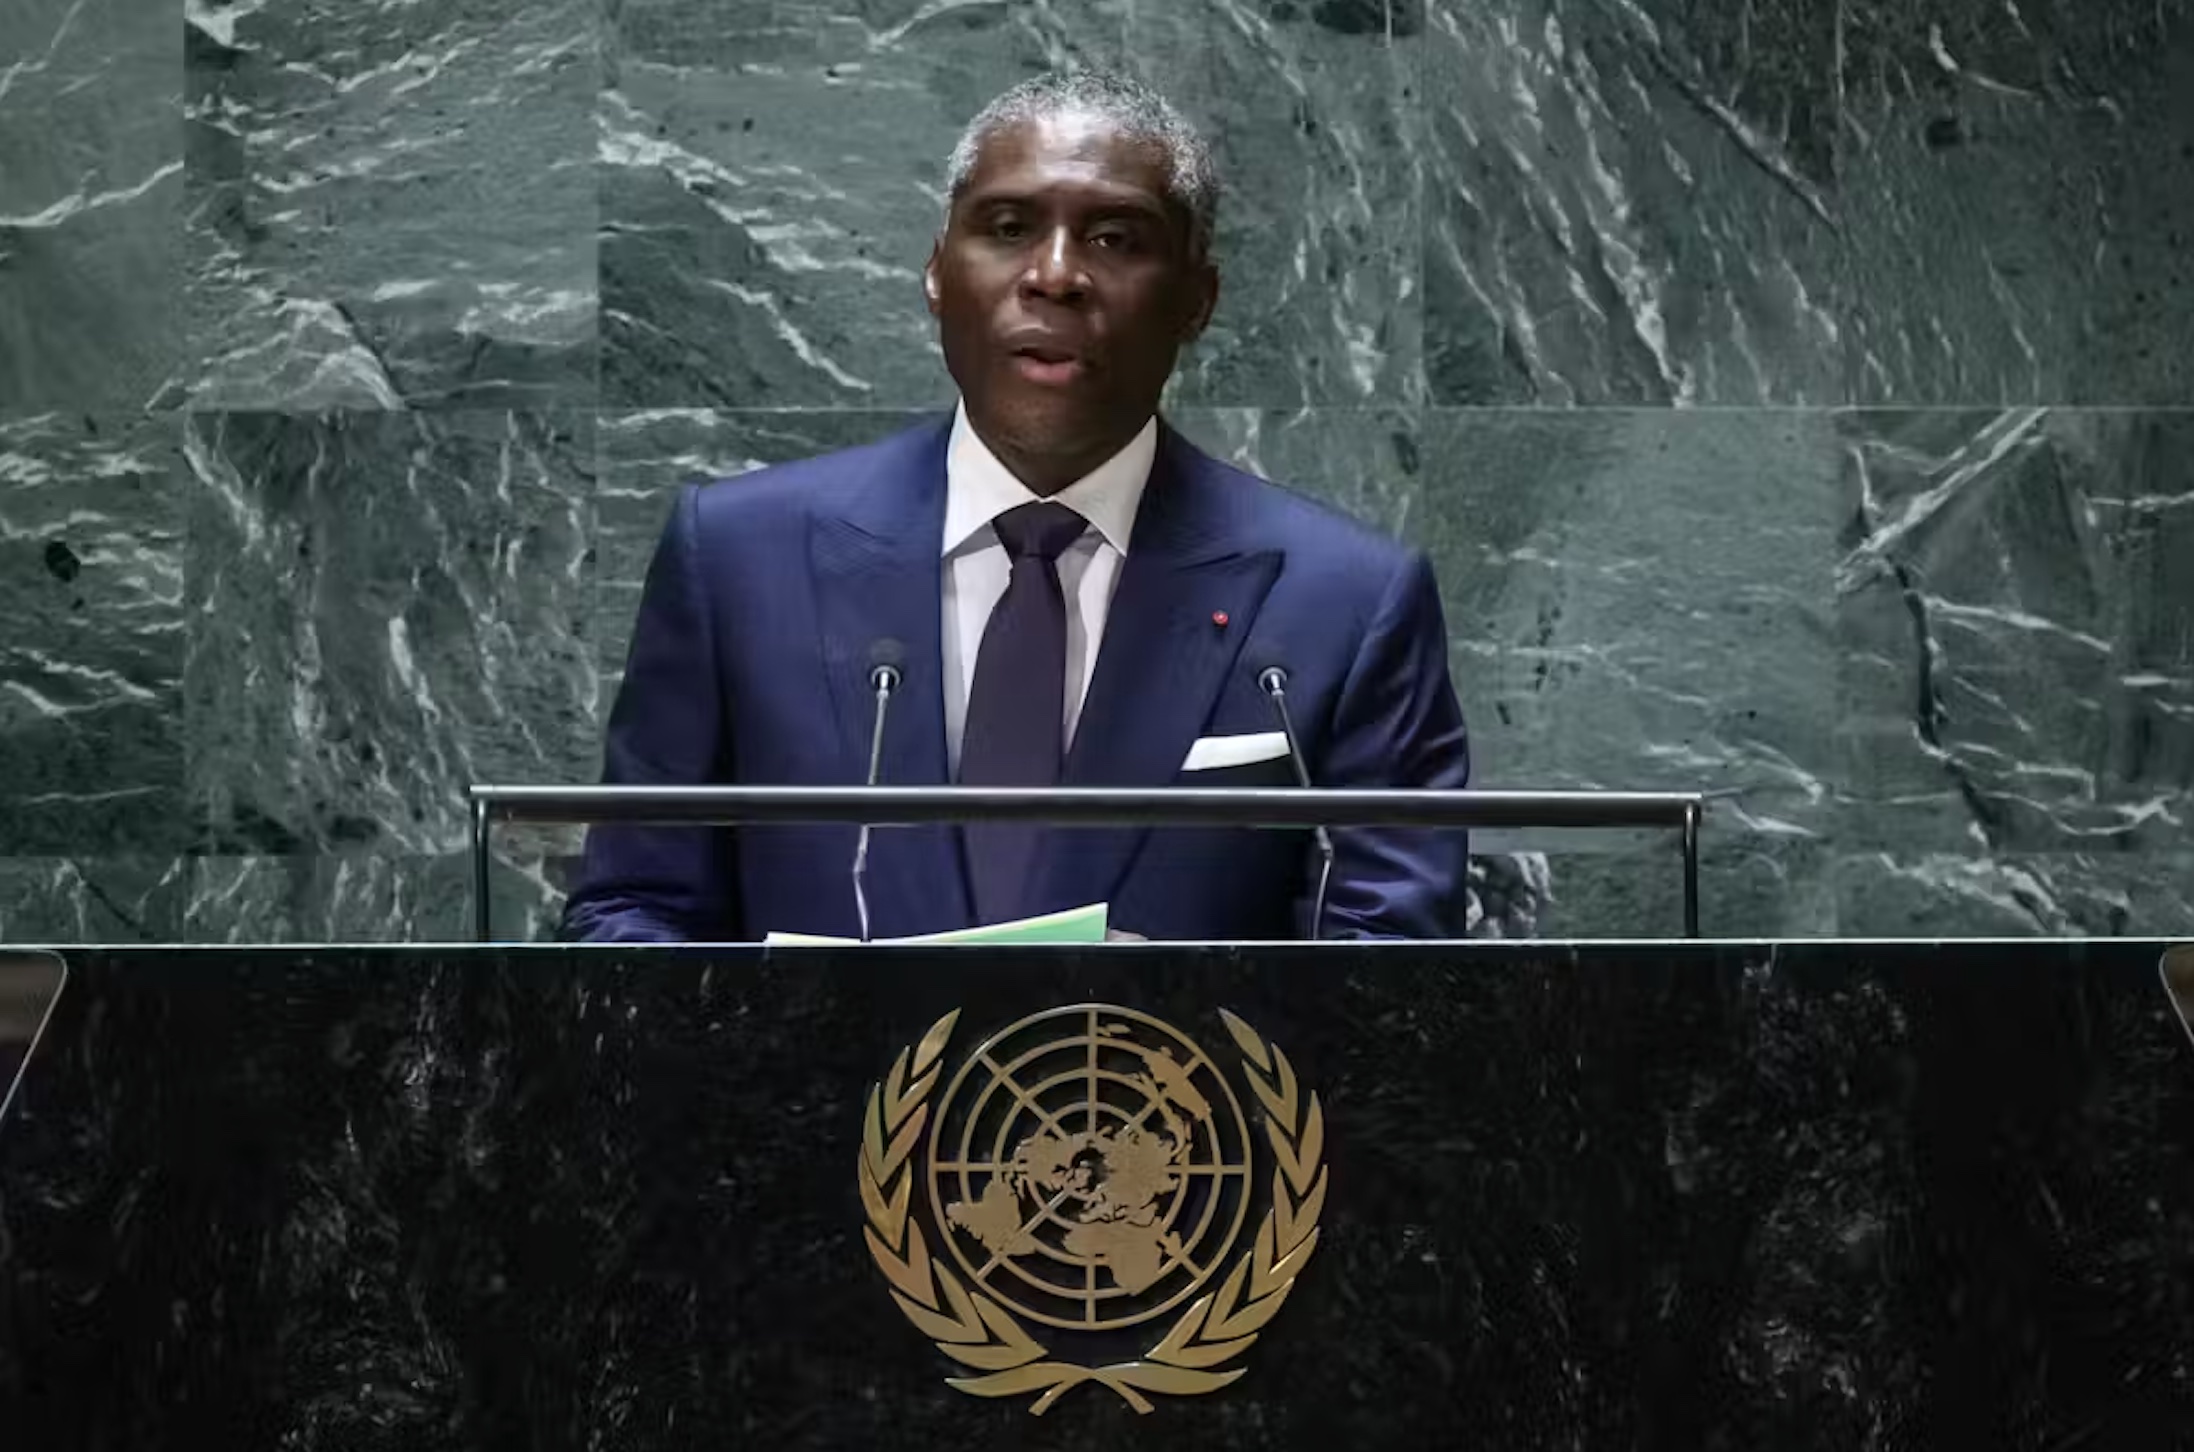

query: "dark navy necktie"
(960, 500), (1089, 923)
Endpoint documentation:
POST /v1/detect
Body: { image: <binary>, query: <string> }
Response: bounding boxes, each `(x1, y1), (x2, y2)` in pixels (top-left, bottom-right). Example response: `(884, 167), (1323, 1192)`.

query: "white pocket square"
(1180, 731), (1289, 772)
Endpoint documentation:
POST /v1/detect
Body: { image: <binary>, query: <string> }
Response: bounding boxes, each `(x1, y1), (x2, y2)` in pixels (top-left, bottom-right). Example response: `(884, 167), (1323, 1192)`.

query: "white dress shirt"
(940, 401), (1158, 773)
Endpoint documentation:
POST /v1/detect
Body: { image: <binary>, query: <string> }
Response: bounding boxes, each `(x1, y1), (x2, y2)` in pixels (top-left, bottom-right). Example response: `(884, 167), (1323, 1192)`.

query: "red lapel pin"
(1211, 610), (1229, 628)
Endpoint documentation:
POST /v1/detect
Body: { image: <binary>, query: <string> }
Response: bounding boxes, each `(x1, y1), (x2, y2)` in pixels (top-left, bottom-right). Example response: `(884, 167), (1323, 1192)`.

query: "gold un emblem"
(857, 1003), (1326, 1414)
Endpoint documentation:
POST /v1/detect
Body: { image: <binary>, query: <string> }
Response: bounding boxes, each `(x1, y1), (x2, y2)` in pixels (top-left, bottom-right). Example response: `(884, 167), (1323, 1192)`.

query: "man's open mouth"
(1008, 345), (1088, 384)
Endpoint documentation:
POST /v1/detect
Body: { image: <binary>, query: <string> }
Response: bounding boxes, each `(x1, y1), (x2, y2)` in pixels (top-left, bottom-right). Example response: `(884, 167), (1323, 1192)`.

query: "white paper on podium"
(762, 902), (1109, 947)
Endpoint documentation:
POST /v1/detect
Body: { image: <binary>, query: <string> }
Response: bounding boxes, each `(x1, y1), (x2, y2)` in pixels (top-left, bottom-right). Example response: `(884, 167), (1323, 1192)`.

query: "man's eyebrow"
(959, 190), (1171, 223)
(1086, 199), (1169, 221)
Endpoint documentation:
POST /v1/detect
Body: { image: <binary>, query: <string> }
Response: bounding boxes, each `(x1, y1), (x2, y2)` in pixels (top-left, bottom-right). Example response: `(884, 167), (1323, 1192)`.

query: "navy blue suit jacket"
(560, 415), (1470, 942)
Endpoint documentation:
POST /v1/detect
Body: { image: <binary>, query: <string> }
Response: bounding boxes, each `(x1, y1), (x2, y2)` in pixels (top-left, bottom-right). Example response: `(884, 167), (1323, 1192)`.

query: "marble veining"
(0, 0), (181, 412)
(1423, 0), (1847, 404)
(1837, 409), (2194, 857)
(0, 860), (189, 944)
(1832, 0), (2194, 404)
(0, 414), (186, 856)
(182, 0), (597, 409)
(180, 410), (598, 860)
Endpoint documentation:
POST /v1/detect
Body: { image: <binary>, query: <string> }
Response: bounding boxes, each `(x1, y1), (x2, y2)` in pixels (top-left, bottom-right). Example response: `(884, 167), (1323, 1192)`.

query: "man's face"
(925, 112), (1219, 485)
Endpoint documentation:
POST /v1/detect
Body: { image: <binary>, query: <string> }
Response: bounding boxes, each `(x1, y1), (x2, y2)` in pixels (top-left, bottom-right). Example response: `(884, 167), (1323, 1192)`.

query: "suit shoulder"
(686, 417), (943, 530)
(1193, 449), (1422, 578)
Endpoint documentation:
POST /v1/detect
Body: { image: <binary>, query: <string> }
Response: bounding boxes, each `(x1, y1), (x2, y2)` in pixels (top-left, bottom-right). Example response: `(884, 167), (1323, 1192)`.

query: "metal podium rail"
(466, 785), (1707, 942)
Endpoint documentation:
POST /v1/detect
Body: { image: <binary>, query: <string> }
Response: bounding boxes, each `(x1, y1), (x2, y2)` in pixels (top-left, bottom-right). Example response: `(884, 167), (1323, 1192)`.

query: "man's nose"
(1019, 227), (1090, 303)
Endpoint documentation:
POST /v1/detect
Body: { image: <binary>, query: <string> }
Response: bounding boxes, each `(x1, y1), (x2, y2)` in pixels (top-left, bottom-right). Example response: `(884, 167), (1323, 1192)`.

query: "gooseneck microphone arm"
(852, 639), (905, 943)
(1257, 664), (1335, 940)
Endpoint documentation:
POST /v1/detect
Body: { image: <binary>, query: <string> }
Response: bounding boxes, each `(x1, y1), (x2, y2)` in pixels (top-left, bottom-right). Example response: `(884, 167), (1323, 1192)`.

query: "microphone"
(852, 638), (905, 942)
(1255, 662), (1334, 941)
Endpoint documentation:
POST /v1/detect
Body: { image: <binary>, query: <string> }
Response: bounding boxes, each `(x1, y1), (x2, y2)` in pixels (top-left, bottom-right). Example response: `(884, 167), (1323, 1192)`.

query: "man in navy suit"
(562, 69), (1470, 943)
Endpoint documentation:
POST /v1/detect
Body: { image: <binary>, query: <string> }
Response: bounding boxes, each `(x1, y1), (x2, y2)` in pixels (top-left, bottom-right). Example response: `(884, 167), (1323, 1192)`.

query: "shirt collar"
(941, 400), (1157, 559)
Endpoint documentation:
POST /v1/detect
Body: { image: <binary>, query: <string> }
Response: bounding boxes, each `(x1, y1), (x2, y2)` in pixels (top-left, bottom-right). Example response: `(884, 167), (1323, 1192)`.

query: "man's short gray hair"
(944, 68), (1220, 260)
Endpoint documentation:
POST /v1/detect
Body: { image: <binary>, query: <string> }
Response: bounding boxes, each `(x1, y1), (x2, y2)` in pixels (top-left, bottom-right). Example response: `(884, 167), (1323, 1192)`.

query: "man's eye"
(990, 218), (1027, 240)
(1091, 229), (1137, 251)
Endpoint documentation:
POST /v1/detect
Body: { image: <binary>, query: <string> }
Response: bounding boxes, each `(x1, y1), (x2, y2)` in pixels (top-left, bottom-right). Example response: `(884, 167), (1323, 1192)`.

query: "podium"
(3, 940), (2192, 1447)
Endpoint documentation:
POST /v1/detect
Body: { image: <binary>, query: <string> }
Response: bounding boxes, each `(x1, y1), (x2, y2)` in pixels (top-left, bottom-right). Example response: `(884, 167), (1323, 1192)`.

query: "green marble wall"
(3, 0), (2191, 942)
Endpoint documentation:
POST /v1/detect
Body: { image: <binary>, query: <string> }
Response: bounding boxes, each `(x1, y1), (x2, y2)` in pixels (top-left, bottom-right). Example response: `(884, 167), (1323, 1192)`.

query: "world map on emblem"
(925, 1005), (1255, 1333)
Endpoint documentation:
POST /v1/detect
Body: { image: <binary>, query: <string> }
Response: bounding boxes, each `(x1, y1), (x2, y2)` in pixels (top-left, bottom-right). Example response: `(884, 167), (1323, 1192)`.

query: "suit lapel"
(809, 417), (972, 931)
(1037, 425), (1283, 911)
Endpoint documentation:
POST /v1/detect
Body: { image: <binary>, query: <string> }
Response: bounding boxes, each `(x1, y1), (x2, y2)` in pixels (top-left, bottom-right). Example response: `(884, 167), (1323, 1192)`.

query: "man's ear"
(923, 241), (944, 317)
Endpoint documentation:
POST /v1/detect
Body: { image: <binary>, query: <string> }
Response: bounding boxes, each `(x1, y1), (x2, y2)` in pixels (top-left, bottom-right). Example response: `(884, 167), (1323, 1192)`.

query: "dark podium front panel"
(2, 942), (2191, 1449)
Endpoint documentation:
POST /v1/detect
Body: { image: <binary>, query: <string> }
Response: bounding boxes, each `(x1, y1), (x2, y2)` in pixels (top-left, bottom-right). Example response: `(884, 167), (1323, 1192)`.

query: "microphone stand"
(852, 655), (901, 942)
(1258, 666), (1335, 940)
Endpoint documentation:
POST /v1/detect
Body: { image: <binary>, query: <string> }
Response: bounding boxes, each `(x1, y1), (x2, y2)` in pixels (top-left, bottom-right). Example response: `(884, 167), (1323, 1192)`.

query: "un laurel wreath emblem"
(857, 1003), (1326, 1414)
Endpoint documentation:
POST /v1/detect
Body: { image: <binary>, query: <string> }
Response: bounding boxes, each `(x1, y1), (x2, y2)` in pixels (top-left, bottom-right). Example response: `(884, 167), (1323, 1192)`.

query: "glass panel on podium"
(2164, 944), (2194, 1048)
(0, 951), (66, 1129)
